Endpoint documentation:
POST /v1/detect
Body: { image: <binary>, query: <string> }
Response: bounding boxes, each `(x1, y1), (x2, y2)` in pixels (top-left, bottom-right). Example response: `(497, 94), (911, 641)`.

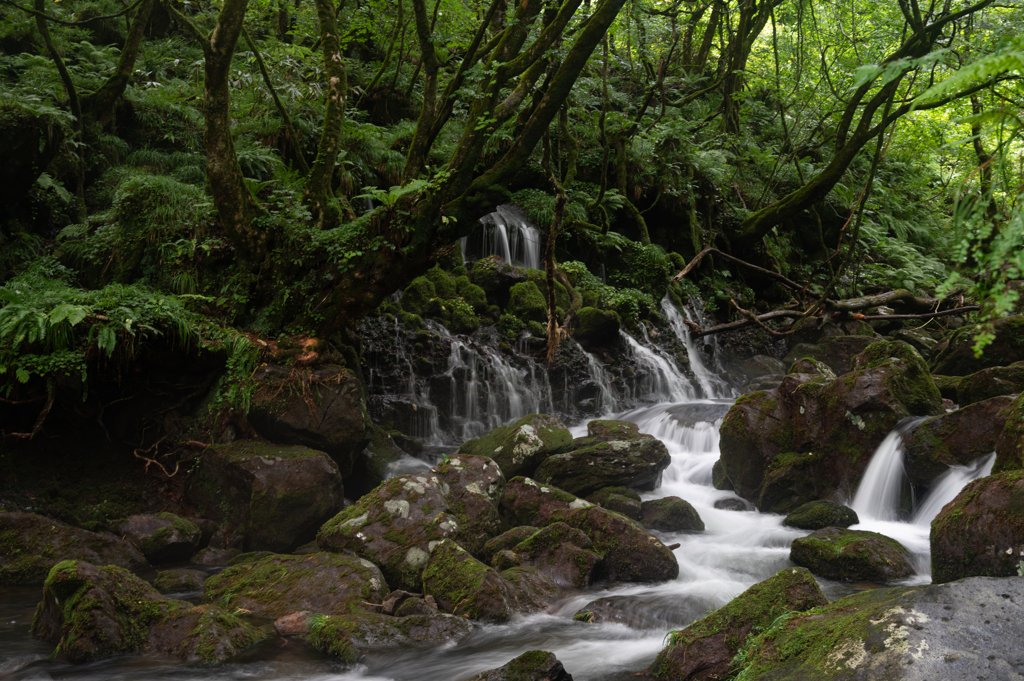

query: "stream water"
(0, 301), (997, 680)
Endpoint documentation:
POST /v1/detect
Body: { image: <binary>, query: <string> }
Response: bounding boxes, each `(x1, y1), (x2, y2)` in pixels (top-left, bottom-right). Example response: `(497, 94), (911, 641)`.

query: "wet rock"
(954, 361), (1024, 407)
(586, 486), (642, 520)
(890, 327), (939, 358)
(573, 595), (675, 629)
(31, 560), (266, 663)
(113, 513), (201, 564)
(782, 335), (877, 375)
(995, 392), (1024, 473)
(470, 255), (526, 303)
(202, 552), (388, 619)
(502, 476), (595, 526)
(190, 547), (240, 566)
(931, 314), (1024, 376)
(641, 497), (704, 532)
(903, 395), (1013, 486)
(788, 357), (836, 379)
(306, 609), (474, 658)
(719, 340), (944, 513)
(931, 470), (1024, 583)
(317, 454), (504, 590)
(573, 307), (620, 350)
(184, 441), (344, 553)
(350, 424), (406, 499)
(534, 433), (671, 497)
(643, 567), (828, 680)
(481, 526), (539, 565)
(665, 403), (732, 429)
(741, 374), (785, 394)
(728, 576), (1024, 680)
(734, 355), (787, 382)
(153, 568), (207, 593)
(711, 460), (734, 491)
(931, 374), (961, 401)
(584, 419), (641, 440)
(467, 650), (574, 681)
(713, 498), (749, 511)
(782, 500), (859, 530)
(458, 413), (573, 480)
(501, 522), (602, 588)
(790, 527), (913, 582)
(0, 512), (148, 585)
(248, 365), (372, 477)
(273, 610), (312, 636)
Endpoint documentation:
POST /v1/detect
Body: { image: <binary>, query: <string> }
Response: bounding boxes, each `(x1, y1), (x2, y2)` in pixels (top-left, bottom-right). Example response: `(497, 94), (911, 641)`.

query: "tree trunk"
(85, 0), (155, 129)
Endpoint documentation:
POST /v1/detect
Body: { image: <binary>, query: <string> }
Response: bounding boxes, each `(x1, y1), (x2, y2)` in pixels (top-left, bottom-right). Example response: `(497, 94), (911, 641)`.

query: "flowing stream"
(0, 302), (997, 681)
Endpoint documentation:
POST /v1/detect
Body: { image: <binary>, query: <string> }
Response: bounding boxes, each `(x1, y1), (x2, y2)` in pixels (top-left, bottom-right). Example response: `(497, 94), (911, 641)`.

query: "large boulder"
(728, 576), (1024, 680)
(492, 522), (602, 588)
(202, 552), (388, 618)
(640, 497), (704, 532)
(457, 414), (572, 484)
(782, 500), (858, 530)
(467, 650), (574, 681)
(643, 567), (828, 680)
(903, 395), (1013, 487)
(790, 527), (914, 582)
(719, 340), (944, 512)
(586, 486), (642, 520)
(113, 513), (201, 564)
(781, 335), (877, 375)
(481, 526), (540, 564)
(31, 560), (266, 663)
(184, 441), (344, 553)
(931, 470), (1024, 583)
(572, 307), (620, 350)
(306, 609), (474, 658)
(954, 361), (1024, 406)
(317, 454), (504, 590)
(0, 512), (148, 585)
(153, 568), (207, 593)
(470, 255), (526, 303)
(248, 365), (372, 476)
(507, 281), (548, 323)
(931, 314), (1024, 375)
(995, 392), (1024, 473)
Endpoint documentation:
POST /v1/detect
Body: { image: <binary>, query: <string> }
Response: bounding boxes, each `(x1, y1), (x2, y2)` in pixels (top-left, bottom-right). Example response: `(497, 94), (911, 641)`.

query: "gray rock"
(153, 568), (207, 593)
(114, 513), (201, 564)
(466, 650), (573, 681)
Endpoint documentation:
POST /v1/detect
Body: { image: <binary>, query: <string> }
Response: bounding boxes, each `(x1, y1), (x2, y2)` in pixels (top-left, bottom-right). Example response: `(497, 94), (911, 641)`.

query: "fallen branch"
(691, 309), (805, 338)
(672, 247), (811, 296)
(857, 305), (980, 321)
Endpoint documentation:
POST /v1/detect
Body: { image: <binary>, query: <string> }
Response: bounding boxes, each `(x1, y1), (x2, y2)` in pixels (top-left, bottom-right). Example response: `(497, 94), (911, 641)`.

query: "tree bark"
(84, 0), (155, 129)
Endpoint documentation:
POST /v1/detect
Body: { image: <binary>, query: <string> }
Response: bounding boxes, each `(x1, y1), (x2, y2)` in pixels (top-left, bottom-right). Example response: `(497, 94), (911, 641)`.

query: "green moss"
(507, 281), (547, 323)
(425, 265), (457, 298)
(306, 613), (359, 662)
(401, 276), (437, 316)
(455, 276), (488, 312)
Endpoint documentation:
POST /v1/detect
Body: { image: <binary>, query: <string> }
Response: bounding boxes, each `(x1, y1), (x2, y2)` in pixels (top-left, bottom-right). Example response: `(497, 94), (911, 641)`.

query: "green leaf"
(97, 325), (117, 356)
(16, 368), (30, 383)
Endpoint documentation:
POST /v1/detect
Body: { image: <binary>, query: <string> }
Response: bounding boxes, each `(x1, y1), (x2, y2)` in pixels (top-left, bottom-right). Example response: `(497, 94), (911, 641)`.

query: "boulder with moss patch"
(307, 608), (474, 657)
(458, 414), (574, 479)
(507, 281), (548, 323)
(496, 522), (602, 588)
(31, 560), (266, 663)
(400, 276), (437, 316)
(781, 336), (878, 375)
(0, 512), (148, 585)
(534, 435), (670, 497)
(640, 497), (704, 532)
(153, 568), (207, 593)
(790, 527), (913, 582)
(954, 362), (1024, 406)
(931, 315), (1024, 376)
(467, 650), (574, 681)
(995, 392), (1024, 473)
(114, 513), (201, 564)
(573, 308), (620, 350)
(586, 486), (642, 520)
(184, 441), (344, 553)
(643, 567), (827, 680)
(481, 527), (540, 565)
(782, 501), (858, 530)
(470, 255), (526, 302)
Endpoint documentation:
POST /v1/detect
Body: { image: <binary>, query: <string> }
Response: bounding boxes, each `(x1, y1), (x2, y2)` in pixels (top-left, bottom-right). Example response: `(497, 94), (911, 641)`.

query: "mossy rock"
(790, 527), (913, 582)
(481, 526), (539, 565)
(644, 567), (828, 680)
(470, 255), (526, 303)
(506, 281), (548, 323)
(788, 357), (836, 380)
(350, 423), (406, 499)
(113, 513), (201, 565)
(781, 336), (877, 375)
(455, 275), (488, 312)
(955, 362), (1024, 407)
(782, 501), (858, 530)
(501, 476), (594, 528)
(572, 307), (620, 350)
(31, 560), (267, 663)
(711, 459), (734, 491)
(400, 276), (437, 316)
(0, 512), (148, 585)
(153, 568), (207, 594)
(640, 497), (704, 532)
(586, 486), (642, 520)
(585, 419), (642, 441)
(466, 650), (573, 681)
(931, 314), (1024, 375)
(424, 265), (457, 298)
(504, 522), (602, 588)
(524, 269), (570, 308)
(995, 392), (1024, 473)
(305, 608), (474, 659)
(533, 434), (671, 497)
(931, 374), (962, 401)
(457, 413), (574, 479)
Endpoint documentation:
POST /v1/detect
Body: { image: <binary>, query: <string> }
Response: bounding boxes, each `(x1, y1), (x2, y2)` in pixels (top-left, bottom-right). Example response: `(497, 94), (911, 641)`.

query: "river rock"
(719, 340), (944, 513)
(728, 576), (1024, 680)
(782, 500), (858, 530)
(889, 327), (939, 357)
(273, 610), (313, 636)
(152, 568), (207, 593)
(457, 414), (573, 479)
(467, 650), (574, 681)
(954, 362), (1024, 406)
(0, 512), (148, 585)
(307, 609), (475, 657)
(788, 357), (837, 379)
(502, 476), (595, 525)
(643, 567), (828, 680)
(189, 547), (239, 566)
(995, 392), (1024, 473)
(586, 486), (642, 520)
(573, 595), (676, 629)
(497, 522), (602, 588)
(931, 470), (1024, 583)
(113, 513), (201, 564)
(713, 498), (750, 511)
(781, 335), (877, 375)
(790, 527), (913, 582)
(534, 433), (671, 497)
(317, 454), (503, 590)
(931, 374), (961, 401)
(350, 424), (406, 499)
(711, 460), (734, 491)
(247, 364), (372, 477)
(203, 552), (388, 619)
(641, 497), (704, 532)
(481, 526), (539, 564)
(903, 395), (1013, 486)
(931, 314), (1024, 375)
(32, 560), (266, 663)
(184, 441), (344, 553)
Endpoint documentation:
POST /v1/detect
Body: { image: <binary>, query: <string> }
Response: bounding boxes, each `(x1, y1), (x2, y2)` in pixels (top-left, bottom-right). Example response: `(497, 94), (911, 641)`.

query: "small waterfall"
(620, 331), (695, 403)
(912, 453), (996, 526)
(661, 297), (733, 399)
(568, 339), (619, 415)
(850, 418), (926, 522)
(461, 205), (544, 270)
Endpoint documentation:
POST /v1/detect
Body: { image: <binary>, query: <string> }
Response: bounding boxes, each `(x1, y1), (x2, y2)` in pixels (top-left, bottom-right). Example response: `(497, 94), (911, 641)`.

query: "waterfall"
(912, 453), (995, 526)
(620, 331), (695, 403)
(570, 339), (619, 415)
(461, 205), (544, 270)
(850, 418), (926, 522)
(661, 297), (734, 399)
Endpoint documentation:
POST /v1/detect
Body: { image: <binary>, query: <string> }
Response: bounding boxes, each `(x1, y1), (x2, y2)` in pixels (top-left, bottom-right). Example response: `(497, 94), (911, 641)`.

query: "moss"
(306, 613), (359, 663)
(455, 276), (488, 312)
(506, 281), (547, 323)
(420, 540), (491, 618)
(782, 501), (858, 530)
(497, 313), (526, 340)
(573, 307), (620, 347)
(400, 276), (437, 316)
(790, 527), (912, 582)
(425, 265), (457, 298)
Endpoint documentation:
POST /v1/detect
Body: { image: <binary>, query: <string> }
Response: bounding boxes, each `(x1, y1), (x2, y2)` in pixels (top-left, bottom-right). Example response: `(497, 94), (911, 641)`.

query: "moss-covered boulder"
(455, 275), (489, 312)
(317, 454), (504, 590)
(247, 365), (372, 478)
(903, 395), (1013, 486)
(931, 470), (1024, 583)
(931, 374), (961, 401)
(573, 307), (620, 350)
(189, 547), (239, 566)
(470, 255), (526, 302)
(202, 552), (388, 618)
(502, 476), (596, 527)
(400, 276), (437, 316)
(113, 513), (201, 564)
(349, 423), (406, 499)
(0, 512), (148, 585)
(184, 441), (344, 553)
(586, 486), (642, 520)
(424, 265), (457, 298)
(467, 650), (574, 681)
(497, 522), (602, 588)
(457, 413), (574, 479)
(788, 357), (837, 379)
(954, 362), (1024, 406)
(790, 527), (913, 582)
(31, 560), (266, 663)
(719, 341), (944, 513)
(782, 501), (858, 530)
(728, 576), (1024, 680)
(153, 568), (207, 593)
(584, 419), (641, 440)
(640, 497), (704, 532)
(306, 608), (475, 658)
(781, 336), (877, 375)
(534, 434), (671, 497)
(481, 526), (539, 565)
(420, 539), (554, 622)
(643, 567), (828, 680)
(889, 327), (939, 357)
(507, 281), (548, 323)
(711, 459), (734, 491)
(931, 315), (1024, 376)
(995, 392), (1024, 473)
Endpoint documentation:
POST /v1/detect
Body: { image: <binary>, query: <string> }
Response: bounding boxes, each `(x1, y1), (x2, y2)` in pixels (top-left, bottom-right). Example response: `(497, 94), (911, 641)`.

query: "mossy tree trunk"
(720, 0), (782, 135)
(84, 0), (156, 129)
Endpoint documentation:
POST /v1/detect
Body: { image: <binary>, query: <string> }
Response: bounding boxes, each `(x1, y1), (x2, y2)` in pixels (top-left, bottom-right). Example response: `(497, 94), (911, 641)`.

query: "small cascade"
(850, 418), (925, 522)
(912, 453), (996, 526)
(460, 204), (544, 270)
(620, 331), (695, 403)
(571, 339), (619, 415)
(661, 297), (733, 399)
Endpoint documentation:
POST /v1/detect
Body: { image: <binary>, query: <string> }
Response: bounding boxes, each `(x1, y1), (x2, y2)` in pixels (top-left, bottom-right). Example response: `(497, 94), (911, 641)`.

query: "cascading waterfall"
(620, 331), (695, 403)
(570, 339), (619, 415)
(850, 418), (926, 522)
(459, 204), (544, 270)
(912, 452), (996, 525)
(661, 297), (734, 399)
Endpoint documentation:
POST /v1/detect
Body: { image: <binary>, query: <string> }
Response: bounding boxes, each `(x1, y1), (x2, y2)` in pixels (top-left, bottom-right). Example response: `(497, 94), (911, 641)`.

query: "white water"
(912, 452), (995, 526)
(661, 298), (734, 399)
(620, 331), (695, 403)
(460, 204), (544, 270)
